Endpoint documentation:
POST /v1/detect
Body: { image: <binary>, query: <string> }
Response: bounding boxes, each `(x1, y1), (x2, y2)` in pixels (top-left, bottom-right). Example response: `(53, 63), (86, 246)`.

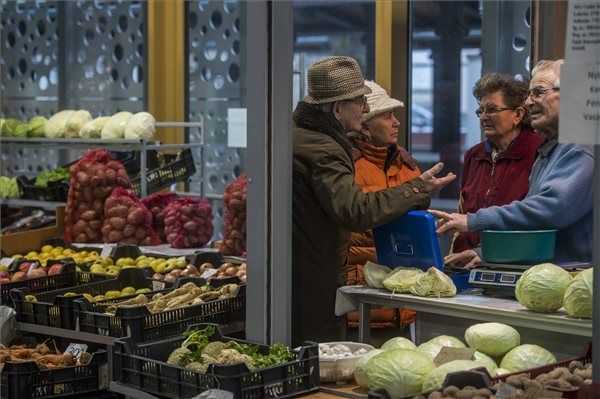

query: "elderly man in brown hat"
(292, 56), (455, 345)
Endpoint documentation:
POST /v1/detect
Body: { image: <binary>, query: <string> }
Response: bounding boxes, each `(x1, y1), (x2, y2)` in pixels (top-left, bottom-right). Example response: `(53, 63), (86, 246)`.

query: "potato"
(82, 187), (94, 202)
(73, 220), (88, 235)
(75, 233), (88, 242)
(93, 199), (104, 213)
(127, 208), (146, 225)
(107, 230), (123, 242)
(183, 221), (198, 232)
(109, 217), (126, 230)
(123, 224), (136, 237)
(122, 237), (138, 245)
(76, 171), (90, 186)
(81, 210), (97, 221)
(107, 205), (129, 218)
(135, 227), (146, 240)
(89, 220), (102, 229)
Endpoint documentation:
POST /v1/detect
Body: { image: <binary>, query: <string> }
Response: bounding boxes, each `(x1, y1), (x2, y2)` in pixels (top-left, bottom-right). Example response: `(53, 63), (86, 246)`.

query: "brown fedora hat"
(303, 56), (371, 104)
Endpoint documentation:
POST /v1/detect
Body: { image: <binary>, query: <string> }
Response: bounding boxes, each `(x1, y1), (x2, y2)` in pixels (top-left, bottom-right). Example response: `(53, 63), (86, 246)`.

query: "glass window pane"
(409, 0), (482, 201)
(293, 0), (375, 109)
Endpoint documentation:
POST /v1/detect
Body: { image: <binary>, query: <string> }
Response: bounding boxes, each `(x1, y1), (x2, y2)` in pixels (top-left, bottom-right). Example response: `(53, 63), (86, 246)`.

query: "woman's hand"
(429, 210), (469, 234)
(444, 249), (481, 269)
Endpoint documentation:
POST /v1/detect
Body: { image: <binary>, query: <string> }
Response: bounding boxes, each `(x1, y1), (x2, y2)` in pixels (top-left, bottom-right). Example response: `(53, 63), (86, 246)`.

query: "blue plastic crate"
(374, 210), (444, 270)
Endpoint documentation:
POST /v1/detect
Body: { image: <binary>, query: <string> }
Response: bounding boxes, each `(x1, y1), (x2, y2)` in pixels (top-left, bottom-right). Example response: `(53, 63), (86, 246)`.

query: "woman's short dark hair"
(472, 73), (529, 109)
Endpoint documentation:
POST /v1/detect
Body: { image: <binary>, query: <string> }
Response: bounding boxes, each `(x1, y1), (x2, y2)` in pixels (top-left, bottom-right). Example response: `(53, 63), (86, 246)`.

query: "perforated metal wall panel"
(62, 0), (146, 113)
(187, 0), (246, 239)
(0, 0), (147, 177)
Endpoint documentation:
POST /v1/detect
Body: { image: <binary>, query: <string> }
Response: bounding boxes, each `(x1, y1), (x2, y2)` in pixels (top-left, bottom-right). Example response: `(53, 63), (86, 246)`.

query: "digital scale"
(468, 261), (590, 297)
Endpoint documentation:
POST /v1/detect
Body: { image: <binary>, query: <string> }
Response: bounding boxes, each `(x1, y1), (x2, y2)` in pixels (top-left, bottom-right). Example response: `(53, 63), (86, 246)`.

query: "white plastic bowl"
(319, 342), (375, 383)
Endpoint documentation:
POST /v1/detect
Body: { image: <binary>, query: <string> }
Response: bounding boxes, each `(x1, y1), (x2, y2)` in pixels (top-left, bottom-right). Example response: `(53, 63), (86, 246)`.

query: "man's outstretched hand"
(429, 209), (469, 234)
(418, 162), (456, 193)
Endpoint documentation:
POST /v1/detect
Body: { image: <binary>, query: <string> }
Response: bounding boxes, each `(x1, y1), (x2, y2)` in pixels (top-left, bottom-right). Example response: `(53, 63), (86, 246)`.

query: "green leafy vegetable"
(35, 167), (69, 188)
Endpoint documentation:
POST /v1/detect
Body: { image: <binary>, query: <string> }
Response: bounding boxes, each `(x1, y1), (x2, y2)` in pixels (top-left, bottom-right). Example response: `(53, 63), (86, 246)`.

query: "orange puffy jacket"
(346, 139), (421, 328)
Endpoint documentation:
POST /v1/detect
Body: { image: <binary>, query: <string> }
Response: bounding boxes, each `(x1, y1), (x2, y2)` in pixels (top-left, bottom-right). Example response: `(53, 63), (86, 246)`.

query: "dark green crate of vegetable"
(35, 167), (69, 188)
(112, 323), (320, 399)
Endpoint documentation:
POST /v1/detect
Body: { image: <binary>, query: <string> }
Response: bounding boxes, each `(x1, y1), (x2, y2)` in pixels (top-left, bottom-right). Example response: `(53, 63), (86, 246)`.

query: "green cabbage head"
(382, 267), (423, 292)
(473, 351), (498, 374)
(563, 268), (593, 318)
(409, 267), (456, 297)
(500, 344), (556, 372)
(366, 349), (435, 398)
(381, 337), (417, 351)
(464, 322), (520, 357)
(422, 360), (490, 392)
(515, 263), (572, 313)
(364, 261), (391, 288)
(417, 335), (465, 361)
(354, 349), (383, 388)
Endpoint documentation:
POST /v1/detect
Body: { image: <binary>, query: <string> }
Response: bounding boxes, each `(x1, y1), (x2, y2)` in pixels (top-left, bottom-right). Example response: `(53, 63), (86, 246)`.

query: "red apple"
(18, 262), (32, 273)
(0, 278), (10, 284)
(47, 264), (64, 276)
(0, 271), (9, 279)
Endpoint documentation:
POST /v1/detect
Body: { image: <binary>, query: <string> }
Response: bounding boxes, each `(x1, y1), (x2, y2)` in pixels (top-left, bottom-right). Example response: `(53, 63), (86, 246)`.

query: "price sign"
(64, 343), (88, 361)
(201, 268), (218, 279)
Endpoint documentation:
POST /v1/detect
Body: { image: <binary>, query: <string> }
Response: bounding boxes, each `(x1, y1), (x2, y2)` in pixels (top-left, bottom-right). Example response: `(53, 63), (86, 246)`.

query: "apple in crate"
(28, 268), (47, 279)
(0, 271), (9, 284)
(47, 263), (64, 276)
(18, 262), (34, 273)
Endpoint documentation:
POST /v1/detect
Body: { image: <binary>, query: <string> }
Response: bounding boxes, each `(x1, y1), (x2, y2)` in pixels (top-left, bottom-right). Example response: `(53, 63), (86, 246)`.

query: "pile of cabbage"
(0, 176), (20, 199)
(515, 263), (593, 319)
(353, 322), (557, 398)
(363, 262), (456, 298)
(0, 110), (155, 140)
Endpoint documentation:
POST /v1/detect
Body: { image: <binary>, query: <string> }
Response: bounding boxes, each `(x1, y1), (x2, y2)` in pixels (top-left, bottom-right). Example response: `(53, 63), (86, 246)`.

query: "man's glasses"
(475, 106), (514, 118)
(527, 86), (560, 99)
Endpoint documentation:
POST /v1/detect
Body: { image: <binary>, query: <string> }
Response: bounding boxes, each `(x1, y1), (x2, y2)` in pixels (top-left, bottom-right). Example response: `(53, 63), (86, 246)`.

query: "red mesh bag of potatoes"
(219, 175), (247, 255)
(102, 187), (161, 246)
(141, 192), (179, 242)
(64, 149), (131, 243)
(163, 197), (213, 248)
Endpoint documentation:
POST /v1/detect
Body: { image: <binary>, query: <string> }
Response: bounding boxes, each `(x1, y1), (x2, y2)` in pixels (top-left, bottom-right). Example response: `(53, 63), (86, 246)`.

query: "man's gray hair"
(531, 59), (564, 88)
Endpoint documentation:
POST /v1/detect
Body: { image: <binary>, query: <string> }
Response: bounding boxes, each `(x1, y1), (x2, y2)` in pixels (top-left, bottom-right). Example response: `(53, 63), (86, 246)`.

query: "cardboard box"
(0, 206), (65, 256)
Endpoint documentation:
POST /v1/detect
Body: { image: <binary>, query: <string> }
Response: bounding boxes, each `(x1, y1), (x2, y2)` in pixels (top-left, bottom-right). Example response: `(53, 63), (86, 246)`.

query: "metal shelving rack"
(0, 121), (204, 201)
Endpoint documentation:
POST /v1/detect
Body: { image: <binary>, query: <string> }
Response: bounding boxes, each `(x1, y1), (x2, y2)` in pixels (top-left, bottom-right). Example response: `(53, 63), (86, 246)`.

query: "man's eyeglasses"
(347, 95), (367, 107)
(475, 107), (514, 118)
(527, 86), (560, 99)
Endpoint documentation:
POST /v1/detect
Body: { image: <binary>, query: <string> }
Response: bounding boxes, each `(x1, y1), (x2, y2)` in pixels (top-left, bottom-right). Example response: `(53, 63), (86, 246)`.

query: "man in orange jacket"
(346, 81), (420, 329)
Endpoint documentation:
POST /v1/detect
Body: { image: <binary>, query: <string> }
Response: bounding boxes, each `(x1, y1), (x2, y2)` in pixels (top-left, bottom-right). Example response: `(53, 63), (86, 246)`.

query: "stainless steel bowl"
(319, 342), (376, 383)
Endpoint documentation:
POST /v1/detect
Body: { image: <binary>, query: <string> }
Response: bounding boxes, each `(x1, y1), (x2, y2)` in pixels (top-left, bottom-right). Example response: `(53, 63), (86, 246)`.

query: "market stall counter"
(335, 286), (591, 358)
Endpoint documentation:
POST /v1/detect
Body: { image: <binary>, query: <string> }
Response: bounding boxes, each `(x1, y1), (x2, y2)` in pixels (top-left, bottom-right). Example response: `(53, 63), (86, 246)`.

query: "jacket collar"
(473, 128), (535, 162)
(293, 101), (354, 160)
(537, 137), (558, 158)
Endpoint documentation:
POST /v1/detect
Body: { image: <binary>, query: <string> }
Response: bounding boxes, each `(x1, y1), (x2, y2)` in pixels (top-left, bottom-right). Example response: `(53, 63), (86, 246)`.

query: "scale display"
(468, 269), (523, 287)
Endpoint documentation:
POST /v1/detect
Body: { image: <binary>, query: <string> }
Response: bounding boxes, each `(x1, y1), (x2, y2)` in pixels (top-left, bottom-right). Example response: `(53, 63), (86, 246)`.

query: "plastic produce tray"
(1, 259), (102, 307)
(0, 350), (108, 399)
(11, 268), (150, 330)
(131, 148), (196, 195)
(112, 323), (319, 399)
(17, 175), (69, 202)
(491, 344), (592, 399)
(75, 278), (245, 344)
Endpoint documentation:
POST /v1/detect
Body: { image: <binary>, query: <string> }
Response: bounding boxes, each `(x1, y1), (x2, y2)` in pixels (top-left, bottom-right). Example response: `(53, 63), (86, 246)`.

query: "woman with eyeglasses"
(445, 73), (543, 268)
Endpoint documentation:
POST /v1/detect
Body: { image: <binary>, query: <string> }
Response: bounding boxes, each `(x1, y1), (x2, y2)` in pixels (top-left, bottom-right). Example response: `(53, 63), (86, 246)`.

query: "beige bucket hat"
(304, 56), (372, 104)
(362, 81), (404, 122)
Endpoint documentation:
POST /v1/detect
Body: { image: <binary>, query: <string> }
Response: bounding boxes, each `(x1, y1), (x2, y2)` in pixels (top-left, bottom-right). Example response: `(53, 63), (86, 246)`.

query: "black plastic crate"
(11, 268), (151, 330)
(17, 175), (69, 202)
(112, 323), (320, 399)
(0, 350), (108, 399)
(1, 260), (89, 307)
(75, 279), (245, 343)
(109, 150), (161, 177)
(131, 148), (196, 195)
